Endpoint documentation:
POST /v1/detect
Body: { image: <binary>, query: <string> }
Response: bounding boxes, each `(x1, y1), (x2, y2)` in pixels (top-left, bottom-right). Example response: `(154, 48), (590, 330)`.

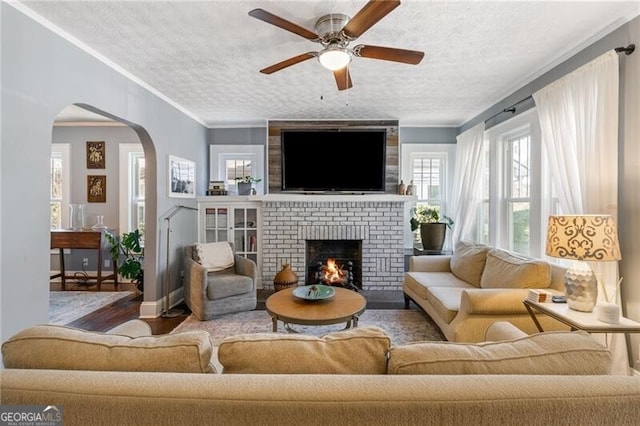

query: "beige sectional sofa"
(2, 320), (640, 425)
(403, 241), (568, 342)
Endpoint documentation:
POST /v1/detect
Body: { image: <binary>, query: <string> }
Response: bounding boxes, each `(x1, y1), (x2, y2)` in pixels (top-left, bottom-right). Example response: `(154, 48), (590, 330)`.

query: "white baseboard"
(138, 287), (184, 318)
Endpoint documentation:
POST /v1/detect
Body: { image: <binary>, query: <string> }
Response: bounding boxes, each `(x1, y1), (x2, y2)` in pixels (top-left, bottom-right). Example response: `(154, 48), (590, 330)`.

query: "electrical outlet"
(82, 258), (89, 267)
(180, 270), (185, 279)
(104, 259), (110, 268)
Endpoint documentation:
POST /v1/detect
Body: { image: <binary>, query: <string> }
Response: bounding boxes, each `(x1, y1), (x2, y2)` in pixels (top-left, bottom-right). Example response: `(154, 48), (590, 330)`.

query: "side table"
(523, 299), (640, 333)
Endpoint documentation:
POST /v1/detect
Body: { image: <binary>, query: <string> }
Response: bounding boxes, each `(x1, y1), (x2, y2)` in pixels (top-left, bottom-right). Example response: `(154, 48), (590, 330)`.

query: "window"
(408, 152), (448, 245)
(411, 155), (444, 207)
(226, 159), (254, 188)
(131, 152), (145, 234)
(476, 142), (491, 244)
(505, 132), (531, 255)
(50, 144), (70, 230)
(119, 144), (145, 240)
(480, 108), (543, 256)
(209, 145), (265, 195)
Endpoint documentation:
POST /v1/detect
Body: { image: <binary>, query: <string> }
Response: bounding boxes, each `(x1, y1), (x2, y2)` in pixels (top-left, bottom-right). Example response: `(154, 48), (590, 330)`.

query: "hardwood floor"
(51, 282), (190, 335)
(56, 285), (406, 334)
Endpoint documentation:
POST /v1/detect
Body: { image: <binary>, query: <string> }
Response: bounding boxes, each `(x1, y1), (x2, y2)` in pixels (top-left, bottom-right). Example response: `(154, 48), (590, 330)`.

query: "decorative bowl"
(292, 284), (335, 301)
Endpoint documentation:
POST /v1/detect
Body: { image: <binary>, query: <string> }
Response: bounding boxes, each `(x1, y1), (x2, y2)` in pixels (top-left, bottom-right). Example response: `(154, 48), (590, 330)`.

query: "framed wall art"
(87, 175), (107, 203)
(86, 141), (105, 169)
(169, 155), (196, 198)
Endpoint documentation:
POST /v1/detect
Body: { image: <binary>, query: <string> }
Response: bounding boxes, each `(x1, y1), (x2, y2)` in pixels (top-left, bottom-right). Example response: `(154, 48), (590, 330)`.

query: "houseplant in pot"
(409, 205), (453, 252)
(105, 229), (144, 293)
(235, 176), (262, 195)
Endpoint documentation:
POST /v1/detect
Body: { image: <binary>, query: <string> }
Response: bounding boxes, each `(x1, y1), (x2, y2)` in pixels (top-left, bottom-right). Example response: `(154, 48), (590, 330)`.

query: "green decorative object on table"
(292, 284), (335, 301)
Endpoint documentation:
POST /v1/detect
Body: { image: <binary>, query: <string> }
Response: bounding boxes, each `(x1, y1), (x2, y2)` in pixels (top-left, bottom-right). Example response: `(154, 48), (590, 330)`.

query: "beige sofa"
(2, 320), (640, 425)
(403, 241), (568, 342)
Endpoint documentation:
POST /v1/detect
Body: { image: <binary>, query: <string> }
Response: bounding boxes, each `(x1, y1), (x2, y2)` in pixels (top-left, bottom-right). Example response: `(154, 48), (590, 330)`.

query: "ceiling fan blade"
(249, 8), (319, 41)
(342, 0), (401, 39)
(353, 45), (424, 64)
(334, 67), (353, 91)
(260, 52), (316, 74)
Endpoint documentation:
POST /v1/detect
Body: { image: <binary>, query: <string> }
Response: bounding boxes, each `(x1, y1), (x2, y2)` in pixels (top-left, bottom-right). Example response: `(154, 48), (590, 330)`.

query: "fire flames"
(323, 258), (347, 285)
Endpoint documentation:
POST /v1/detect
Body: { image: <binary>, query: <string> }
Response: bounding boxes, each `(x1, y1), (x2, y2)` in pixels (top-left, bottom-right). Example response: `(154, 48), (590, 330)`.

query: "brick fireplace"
(260, 196), (407, 290)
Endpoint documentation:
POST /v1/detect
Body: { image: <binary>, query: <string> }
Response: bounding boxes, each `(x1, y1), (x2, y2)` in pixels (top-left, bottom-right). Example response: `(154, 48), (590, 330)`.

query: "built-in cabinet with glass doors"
(197, 198), (260, 269)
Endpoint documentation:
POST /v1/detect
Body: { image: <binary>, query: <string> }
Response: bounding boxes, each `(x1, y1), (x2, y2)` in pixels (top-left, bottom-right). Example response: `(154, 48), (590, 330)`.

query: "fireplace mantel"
(254, 193), (416, 203)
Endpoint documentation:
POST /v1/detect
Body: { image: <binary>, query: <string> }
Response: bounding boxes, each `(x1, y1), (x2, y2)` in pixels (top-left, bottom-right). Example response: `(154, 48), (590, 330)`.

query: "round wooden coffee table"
(265, 287), (367, 332)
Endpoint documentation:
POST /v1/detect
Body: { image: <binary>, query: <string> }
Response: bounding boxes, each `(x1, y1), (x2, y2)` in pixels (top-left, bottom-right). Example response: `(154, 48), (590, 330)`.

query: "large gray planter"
(237, 182), (252, 195)
(419, 223), (447, 252)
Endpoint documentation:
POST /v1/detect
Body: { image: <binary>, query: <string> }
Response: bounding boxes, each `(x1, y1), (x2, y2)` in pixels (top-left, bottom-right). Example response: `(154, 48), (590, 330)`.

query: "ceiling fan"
(248, 0), (424, 91)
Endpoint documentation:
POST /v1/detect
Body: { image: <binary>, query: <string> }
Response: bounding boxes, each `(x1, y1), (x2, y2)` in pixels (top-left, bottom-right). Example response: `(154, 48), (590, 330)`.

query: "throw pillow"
(218, 326), (391, 374)
(449, 240), (490, 287)
(2, 325), (216, 373)
(387, 330), (611, 375)
(195, 241), (235, 271)
(480, 248), (551, 289)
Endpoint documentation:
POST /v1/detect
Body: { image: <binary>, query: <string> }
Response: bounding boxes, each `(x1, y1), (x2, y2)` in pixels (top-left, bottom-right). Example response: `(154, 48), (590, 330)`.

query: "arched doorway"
(50, 104), (157, 315)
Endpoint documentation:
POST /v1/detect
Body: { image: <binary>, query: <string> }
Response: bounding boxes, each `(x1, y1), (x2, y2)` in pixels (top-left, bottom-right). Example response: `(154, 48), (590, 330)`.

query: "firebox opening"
(305, 240), (362, 290)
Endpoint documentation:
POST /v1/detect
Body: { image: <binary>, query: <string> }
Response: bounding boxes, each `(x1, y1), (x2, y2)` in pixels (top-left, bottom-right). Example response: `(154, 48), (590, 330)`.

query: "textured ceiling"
(16, 0), (640, 127)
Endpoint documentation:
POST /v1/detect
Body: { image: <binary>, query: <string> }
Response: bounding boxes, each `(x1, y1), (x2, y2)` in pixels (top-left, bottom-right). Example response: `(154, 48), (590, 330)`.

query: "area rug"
(172, 308), (445, 346)
(49, 291), (134, 325)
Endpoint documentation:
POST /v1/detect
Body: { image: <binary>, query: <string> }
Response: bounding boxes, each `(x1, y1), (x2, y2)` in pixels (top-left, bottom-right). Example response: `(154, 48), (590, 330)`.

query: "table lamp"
(545, 215), (621, 312)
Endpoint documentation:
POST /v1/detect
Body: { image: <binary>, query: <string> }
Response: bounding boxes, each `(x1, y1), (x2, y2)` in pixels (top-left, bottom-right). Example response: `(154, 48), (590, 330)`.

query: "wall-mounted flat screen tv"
(281, 129), (387, 193)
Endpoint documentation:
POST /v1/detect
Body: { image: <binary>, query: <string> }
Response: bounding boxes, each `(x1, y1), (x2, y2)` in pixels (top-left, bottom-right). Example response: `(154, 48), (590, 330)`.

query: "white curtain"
(450, 122), (486, 243)
(533, 50), (626, 374)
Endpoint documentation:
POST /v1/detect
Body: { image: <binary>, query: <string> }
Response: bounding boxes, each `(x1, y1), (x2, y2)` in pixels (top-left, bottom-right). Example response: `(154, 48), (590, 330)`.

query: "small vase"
(405, 180), (415, 196)
(398, 180), (406, 195)
(69, 204), (85, 230)
(274, 264), (298, 292)
(92, 215), (107, 230)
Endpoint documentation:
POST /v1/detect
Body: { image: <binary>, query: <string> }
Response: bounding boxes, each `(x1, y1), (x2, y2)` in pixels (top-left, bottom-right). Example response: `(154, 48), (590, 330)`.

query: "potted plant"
(409, 205), (453, 252)
(235, 176), (262, 195)
(105, 229), (144, 293)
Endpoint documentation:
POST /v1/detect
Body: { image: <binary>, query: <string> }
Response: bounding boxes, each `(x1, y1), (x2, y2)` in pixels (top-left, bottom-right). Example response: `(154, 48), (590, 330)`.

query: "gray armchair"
(183, 242), (257, 320)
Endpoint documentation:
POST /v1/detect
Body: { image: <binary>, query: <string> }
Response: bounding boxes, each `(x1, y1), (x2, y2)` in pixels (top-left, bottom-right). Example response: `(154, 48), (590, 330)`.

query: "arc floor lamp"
(162, 204), (198, 318)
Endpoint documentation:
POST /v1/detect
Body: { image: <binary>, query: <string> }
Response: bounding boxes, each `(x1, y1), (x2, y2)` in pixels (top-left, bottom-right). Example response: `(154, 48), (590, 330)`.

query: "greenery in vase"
(105, 229), (144, 292)
(235, 176), (262, 184)
(409, 205), (453, 231)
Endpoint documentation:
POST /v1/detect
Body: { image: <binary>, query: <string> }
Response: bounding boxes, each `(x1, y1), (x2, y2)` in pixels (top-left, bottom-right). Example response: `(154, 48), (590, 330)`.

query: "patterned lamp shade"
(545, 215), (621, 312)
(545, 215), (621, 262)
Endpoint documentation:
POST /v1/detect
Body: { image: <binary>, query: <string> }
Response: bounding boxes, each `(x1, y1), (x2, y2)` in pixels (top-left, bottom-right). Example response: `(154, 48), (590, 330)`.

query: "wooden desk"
(50, 230), (118, 291)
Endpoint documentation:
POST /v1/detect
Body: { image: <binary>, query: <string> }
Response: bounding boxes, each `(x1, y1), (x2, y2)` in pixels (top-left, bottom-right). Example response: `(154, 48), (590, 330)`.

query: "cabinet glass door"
(204, 207), (228, 243)
(233, 207), (258, 263)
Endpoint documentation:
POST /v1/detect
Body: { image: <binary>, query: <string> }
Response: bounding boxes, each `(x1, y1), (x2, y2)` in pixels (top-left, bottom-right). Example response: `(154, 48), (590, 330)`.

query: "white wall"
(0, 4), (207, 344)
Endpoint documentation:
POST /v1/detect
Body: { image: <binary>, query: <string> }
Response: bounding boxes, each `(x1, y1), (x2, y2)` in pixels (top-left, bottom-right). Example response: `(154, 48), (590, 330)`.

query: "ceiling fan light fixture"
(318, 47), (351, 71)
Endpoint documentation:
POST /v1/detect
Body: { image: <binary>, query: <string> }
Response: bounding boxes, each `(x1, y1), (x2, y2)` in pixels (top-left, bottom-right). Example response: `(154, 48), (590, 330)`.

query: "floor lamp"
(162, 204), (198, 318)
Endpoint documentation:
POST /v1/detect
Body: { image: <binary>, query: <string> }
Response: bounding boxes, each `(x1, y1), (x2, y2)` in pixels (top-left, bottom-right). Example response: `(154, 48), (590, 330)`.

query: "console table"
(50, 230), (118, 291)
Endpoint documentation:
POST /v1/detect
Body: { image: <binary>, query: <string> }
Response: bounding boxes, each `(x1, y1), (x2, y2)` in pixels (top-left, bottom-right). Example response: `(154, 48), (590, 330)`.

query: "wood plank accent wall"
(267, 120), (399, 194)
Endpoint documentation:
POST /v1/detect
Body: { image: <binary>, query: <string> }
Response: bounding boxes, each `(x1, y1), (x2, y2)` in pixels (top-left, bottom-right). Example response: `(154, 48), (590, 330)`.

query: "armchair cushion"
(195, 241), (235, 271)
(207, 274), (254, 300)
